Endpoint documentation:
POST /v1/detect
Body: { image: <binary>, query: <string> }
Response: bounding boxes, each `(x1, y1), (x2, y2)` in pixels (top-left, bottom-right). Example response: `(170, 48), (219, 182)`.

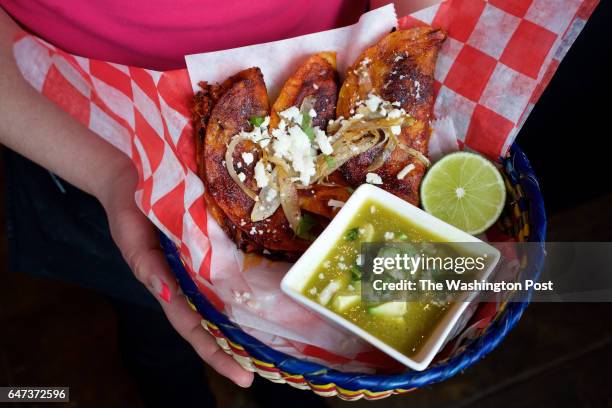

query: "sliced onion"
(225, 135), (258, 200)
(267, 155), (292, 175)
(314, 131), (382, 180)
(251, 184), (280, 222)
(357, 67), (373, 95)
(277, 168), (301, 233)
(367, 129), (396, 172)
(300, 96), (316, 115)
(398, 144), (431, 167)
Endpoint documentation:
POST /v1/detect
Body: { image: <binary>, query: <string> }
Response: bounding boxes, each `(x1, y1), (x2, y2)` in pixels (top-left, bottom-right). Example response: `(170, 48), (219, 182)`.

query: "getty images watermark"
(359, 242), (612, 303)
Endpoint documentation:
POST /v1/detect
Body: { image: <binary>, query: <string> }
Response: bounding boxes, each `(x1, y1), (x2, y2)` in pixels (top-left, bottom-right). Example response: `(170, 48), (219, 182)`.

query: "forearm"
(0, 7), (132, 204)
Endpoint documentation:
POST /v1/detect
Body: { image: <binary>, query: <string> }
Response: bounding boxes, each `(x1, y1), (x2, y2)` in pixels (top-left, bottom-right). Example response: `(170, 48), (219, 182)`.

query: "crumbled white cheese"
(394, 55), (403, 62)
(249, 226), (257, 235)
(391, 125), (402, 135)
(236, 161), (242, 169)
(414, 80), (421, 99)
(387, 109), (402, 119)
(384, 231), (395, 240)
(309, 108), (317, 118)
(241, 152), (254, 165)
(370, 205), (376, 214)
(356, 254), (363, 266)
(309, 287), (318, 295)
(318, 273), (325, 280)
(237, 172), (246, 182)
(254, 160), (269, 188)
(327, 199), (345, 209)
(273, 124), (316, 185)
(366, 173), (383, 185)
(232, 290), (251, 304)
(279, 106), (303, 124)
(313, 84), (319, 90)
(323, 260), (331, 268)
(365, 93), (382, 112)
(397, 163), (416, 180)
(338, 262), (347, 270)
(315, 128), (333, 155)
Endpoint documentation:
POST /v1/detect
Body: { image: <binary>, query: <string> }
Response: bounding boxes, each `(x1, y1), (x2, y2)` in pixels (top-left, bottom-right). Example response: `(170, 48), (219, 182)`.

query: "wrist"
(93, 154), (138, 212)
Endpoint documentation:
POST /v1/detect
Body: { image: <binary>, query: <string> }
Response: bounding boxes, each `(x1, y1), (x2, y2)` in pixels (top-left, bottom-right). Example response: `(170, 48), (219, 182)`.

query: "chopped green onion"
(345, 227), (359, 241)
(249, 116), (265, 127)
(324, 155), (336, 169)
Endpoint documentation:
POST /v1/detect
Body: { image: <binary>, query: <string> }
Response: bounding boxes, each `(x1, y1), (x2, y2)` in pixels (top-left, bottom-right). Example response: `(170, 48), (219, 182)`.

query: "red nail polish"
(152, 276), (172, 303)
(159, 280), (172, 303)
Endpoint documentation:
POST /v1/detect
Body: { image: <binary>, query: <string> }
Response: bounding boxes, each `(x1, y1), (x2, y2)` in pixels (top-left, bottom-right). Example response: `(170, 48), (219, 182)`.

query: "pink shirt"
(1, 0), (368, 70)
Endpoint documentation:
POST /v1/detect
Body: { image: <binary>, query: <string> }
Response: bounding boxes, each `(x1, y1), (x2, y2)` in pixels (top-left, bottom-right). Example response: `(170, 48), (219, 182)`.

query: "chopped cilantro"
(296, 213), (317, 239)
(301, 112), (315, 141)
(350, 264), (362, 281)
(345, 227), (359, 241)
(249, 116), (265, 127)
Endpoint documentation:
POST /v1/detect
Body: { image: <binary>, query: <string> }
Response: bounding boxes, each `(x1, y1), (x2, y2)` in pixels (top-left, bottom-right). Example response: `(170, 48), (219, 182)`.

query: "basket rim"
(161, 144), (547, 392)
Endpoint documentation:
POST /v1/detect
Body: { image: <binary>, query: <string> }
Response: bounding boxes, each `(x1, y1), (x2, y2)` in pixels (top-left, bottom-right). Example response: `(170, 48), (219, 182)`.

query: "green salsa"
(301, 199), (451, 358)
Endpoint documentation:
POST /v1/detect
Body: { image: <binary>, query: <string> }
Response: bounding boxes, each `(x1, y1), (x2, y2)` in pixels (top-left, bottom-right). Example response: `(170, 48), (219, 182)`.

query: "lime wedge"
(420, 152), (506, 235)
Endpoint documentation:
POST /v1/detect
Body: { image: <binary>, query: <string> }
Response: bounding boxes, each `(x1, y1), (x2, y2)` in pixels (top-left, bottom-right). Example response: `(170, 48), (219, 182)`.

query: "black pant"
(3, 149), (214, 407)
(3, 150), (328, 407)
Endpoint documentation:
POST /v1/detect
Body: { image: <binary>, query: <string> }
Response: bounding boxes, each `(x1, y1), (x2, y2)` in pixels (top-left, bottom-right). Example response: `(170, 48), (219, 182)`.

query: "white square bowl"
(280, 183), (500, 371)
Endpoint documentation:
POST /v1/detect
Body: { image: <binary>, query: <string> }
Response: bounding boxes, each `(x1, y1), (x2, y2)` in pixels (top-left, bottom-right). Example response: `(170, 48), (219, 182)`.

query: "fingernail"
(151, 275), (172, 304)
(236, 374), (254, 388)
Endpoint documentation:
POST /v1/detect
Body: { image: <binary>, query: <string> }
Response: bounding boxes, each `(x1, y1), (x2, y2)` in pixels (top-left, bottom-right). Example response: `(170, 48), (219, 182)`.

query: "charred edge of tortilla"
(337, 28), (445, 202)
(271, 53), (339, 130)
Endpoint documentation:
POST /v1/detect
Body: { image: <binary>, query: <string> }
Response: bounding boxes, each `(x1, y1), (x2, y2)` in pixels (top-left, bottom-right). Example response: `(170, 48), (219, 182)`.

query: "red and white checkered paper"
(12, 0), (598, 370)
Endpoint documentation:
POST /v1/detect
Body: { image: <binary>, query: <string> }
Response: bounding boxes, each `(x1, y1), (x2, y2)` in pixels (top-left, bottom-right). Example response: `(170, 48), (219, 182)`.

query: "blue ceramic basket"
(161, 144), (546, 400)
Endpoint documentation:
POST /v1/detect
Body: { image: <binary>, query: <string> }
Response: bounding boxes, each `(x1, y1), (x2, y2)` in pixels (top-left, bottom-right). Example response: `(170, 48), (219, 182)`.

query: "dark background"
(1, 2), (611, 407)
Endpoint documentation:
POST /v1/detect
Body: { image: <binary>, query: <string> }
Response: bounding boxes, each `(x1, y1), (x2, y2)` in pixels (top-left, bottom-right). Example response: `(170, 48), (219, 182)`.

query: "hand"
(1, 6), (253, 387)
(99, 159), (254, 388)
